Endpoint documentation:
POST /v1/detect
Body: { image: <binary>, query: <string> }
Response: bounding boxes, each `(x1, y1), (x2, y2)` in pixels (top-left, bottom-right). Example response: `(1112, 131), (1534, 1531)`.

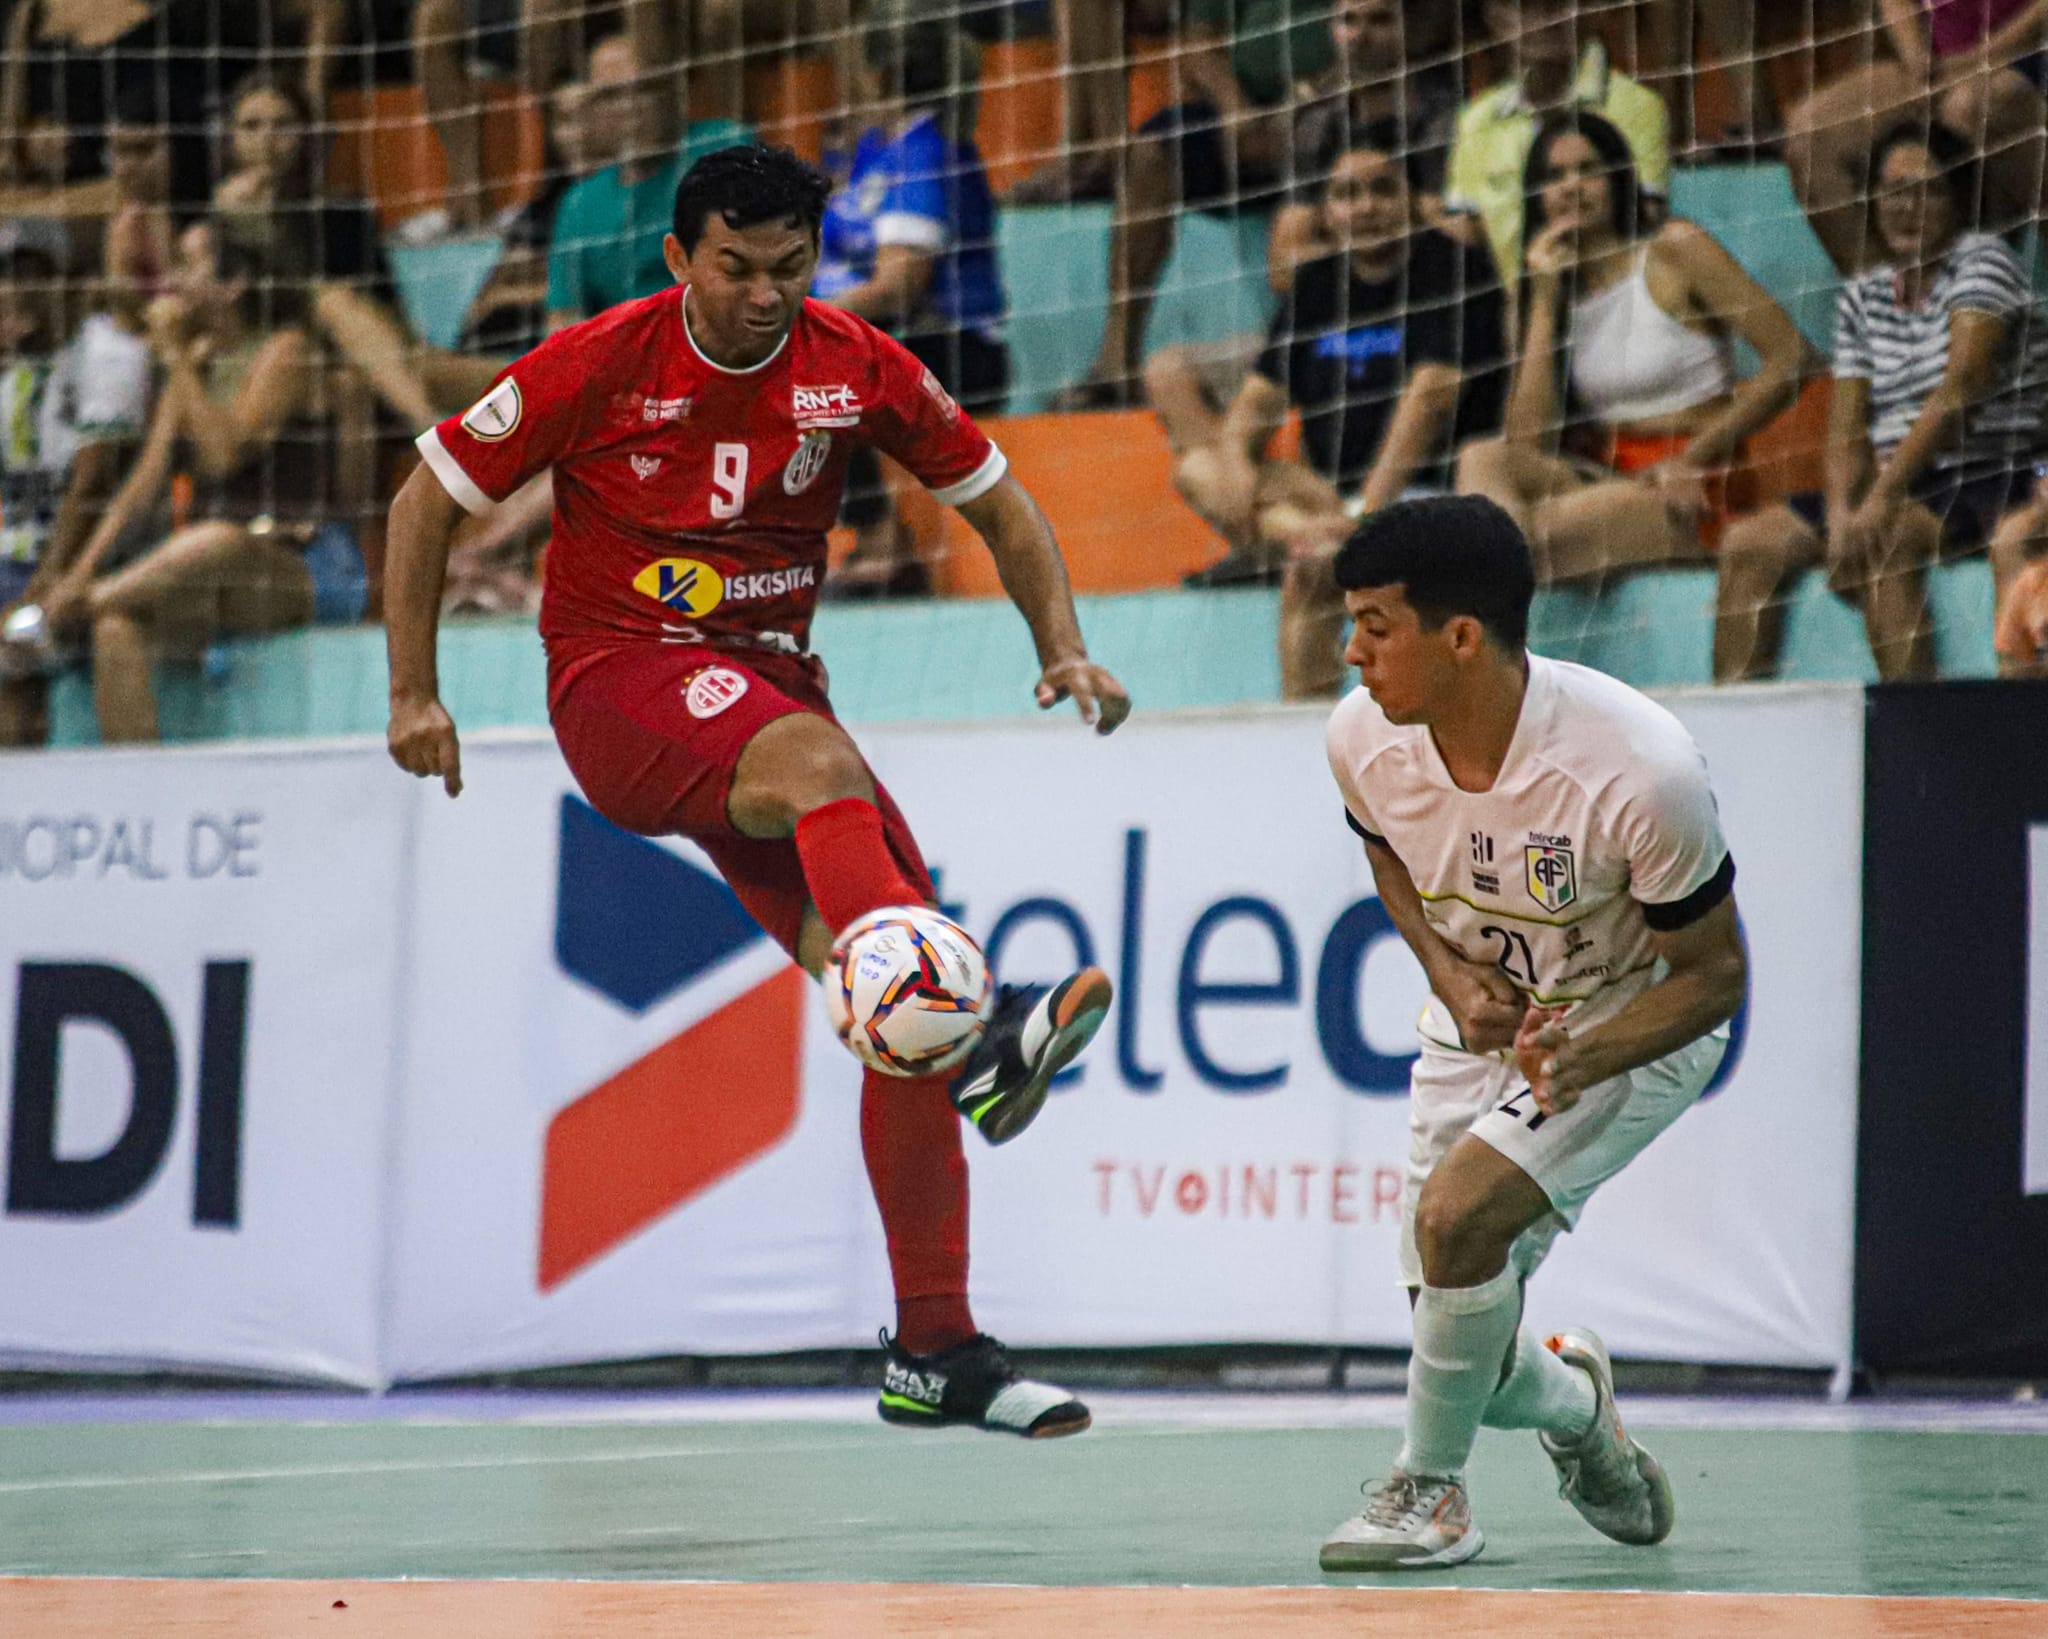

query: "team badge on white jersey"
(1526, 842), (1577, 912)
(684, 667), (749, 719)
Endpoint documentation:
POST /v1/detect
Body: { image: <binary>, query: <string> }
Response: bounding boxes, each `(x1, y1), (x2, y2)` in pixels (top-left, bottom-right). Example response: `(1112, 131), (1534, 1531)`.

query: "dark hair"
(865, 18), (979, 126)
(1522, 108), (1645, 248)
(671, 143), (833, 254)
(207, 211), (311, 330)
(0, 245), (61, 284)
(1324, 117), (1430, 197)
(109, 83), (171, 131)
(1867, 118), (1982, 252)
(1333, 495), (1534, 651)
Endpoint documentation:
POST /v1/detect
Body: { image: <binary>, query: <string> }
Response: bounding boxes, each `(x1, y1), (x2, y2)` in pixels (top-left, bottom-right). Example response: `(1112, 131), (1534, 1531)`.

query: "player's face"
(668, 215), (820, 368)
(1342, 585), (1451, 722)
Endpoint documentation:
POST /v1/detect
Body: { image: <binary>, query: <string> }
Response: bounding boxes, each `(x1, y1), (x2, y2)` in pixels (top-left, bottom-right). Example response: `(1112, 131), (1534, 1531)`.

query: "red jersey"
(417, 287), (1004, 659)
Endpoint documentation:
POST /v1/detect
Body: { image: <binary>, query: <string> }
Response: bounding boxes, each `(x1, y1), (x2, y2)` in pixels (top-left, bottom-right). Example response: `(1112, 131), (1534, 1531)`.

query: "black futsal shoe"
(877, 1330), (1092, 1438)
(949, 967), (1113, 1145)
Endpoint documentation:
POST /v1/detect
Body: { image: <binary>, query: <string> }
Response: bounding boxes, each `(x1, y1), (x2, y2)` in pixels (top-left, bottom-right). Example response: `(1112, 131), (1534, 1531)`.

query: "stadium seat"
(976, 37), (1065, 196)
(326, 86), (545, 229)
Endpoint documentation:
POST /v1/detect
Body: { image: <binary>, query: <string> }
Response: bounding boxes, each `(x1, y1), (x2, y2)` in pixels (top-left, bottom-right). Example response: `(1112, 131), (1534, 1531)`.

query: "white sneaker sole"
(980, 969), (1111, 1144)
(1319, 1525), (1485, 1573)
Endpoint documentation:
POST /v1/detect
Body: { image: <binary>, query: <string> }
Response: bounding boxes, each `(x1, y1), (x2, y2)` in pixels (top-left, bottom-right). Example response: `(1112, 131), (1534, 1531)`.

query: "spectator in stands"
(1784, 0), (2047, 276)
(1442, 0), (1670, 295)
(623, 0), (855, 141)
(545, 33), (752, 329)
(1455, 111), (1808, 600)
(0, 229), (151, 746)
(1158, 127), (1509, 695)
(101, 89), (176, 320)
(1051, 0), (1335, 409)
(462, 80), (607, 353)
(813, 18), (1006, 598)
(1990, 467), (2048, 673)
(1007, 0), (1177, 203)
(35, 216), (372, 743)
(1265, 0), (1462, 292)
(409, 0), (577, 238)
(1717, 122), (2048, 681)
(0, 0), (347, 208)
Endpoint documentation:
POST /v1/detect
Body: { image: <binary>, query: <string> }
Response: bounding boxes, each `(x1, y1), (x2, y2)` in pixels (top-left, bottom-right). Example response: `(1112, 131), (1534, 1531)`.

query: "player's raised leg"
(728, 709), (1096, 1436)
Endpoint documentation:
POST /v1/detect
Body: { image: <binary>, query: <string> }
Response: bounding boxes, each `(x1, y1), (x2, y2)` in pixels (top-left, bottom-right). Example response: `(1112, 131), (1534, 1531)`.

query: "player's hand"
(1435, 957), (1525, 1055)
(388, 693), (464, 797)
(1514, 1004), (1579, 1114)
(1036, 657), (1131, 735)
(1524, 222), (1578, 285)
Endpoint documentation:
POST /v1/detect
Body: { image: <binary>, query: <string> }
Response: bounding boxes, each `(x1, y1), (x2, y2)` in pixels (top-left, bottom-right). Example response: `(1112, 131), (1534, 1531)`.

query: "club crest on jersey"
(684, 667), (749, 719)
(1526, 844), (1578, 913)
(460, 378), (521, 441)
(782, 431), (832, 494)
(631, 454), (663, 480)
(794, 383), (862, 428)
(634, 556), (725, 618)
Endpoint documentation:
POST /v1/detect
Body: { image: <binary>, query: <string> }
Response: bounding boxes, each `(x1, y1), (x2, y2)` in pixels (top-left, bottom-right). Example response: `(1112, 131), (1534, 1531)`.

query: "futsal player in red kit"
(384, 145), (1130, 1437)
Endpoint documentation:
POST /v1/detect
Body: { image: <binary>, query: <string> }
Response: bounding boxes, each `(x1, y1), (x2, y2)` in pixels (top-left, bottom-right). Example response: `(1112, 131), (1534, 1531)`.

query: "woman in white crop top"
(1456, 109), (1810, 586)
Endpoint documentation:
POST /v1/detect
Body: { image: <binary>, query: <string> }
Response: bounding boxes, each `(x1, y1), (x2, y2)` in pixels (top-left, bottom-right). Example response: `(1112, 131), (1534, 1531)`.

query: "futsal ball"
(824, 906), (991, 1077)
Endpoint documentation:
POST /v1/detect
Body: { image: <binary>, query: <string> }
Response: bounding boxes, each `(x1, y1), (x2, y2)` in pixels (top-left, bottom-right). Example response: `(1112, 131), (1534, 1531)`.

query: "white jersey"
(0, 313), (150, 569)
(1326, 655), (1731, 1047)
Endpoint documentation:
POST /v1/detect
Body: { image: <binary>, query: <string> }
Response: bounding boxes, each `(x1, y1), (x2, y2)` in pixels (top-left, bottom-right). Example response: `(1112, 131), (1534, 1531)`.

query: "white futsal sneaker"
(1318, 1470), (1484, 1571)
(1538, 1328), (1675, 1546)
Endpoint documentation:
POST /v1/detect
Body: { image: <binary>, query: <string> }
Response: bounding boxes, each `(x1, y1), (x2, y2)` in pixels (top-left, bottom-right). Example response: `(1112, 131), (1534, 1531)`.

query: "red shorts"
(1596, 431), (1757, 550)
(547, 641), (935, 958)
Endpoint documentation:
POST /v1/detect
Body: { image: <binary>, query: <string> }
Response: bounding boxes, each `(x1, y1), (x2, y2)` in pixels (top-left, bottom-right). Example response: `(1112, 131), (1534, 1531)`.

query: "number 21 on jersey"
(710, 442), (748, 519)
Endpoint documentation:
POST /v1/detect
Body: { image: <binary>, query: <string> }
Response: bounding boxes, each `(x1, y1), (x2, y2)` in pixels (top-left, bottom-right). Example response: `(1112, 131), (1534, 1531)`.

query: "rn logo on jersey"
(782, 431), (832, 494)
(540, 796), (804, 1291)
(1526, 844), (1578, 913)
(460, 378), (521, 441)
(634, 556), (725, 617)
(793, 383), (862, 428)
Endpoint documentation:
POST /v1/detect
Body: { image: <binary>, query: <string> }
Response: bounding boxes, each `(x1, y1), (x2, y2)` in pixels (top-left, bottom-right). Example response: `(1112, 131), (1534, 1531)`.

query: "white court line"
(0, 1436), (865, 1497)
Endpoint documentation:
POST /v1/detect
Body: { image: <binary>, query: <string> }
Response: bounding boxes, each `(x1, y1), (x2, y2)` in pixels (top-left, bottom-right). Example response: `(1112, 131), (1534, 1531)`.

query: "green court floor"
(1, 1407), (2043, 1601)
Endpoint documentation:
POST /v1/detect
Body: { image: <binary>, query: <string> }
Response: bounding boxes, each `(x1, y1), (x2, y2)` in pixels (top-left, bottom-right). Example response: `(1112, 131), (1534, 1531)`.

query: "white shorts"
(1397, 1032), (1725, 1287)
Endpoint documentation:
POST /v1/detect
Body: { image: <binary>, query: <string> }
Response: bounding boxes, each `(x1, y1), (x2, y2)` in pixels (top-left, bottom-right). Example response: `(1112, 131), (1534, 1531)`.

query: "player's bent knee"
(728, 714), (874, 836)
(1412, 1185), (1513, 1288)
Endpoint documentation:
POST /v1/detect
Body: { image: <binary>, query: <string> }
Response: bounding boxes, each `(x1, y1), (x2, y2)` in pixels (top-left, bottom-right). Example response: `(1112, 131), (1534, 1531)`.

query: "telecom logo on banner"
(538, 797), (806, 1290)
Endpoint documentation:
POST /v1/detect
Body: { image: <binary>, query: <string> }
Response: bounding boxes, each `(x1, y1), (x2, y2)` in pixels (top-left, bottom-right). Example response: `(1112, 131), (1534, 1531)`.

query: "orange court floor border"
(6, 1578), (2046, 1637)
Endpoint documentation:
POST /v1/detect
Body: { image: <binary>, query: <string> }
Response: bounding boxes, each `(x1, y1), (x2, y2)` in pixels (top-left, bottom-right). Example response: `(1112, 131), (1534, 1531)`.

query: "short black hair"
(1325, 117), (1431, 196)
(1332, 495), (1534, 651)
(671, 143), (833, 254)
(1867, 117), (1983, 246)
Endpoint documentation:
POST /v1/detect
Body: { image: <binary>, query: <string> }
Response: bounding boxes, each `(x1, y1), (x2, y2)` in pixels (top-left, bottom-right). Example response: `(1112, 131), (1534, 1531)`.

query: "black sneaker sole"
(973, 968), (1113, 1145)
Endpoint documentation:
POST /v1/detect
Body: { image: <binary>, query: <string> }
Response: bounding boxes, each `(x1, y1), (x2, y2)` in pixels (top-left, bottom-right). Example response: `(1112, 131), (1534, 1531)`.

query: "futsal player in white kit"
(1318, 495), (1748, 1571)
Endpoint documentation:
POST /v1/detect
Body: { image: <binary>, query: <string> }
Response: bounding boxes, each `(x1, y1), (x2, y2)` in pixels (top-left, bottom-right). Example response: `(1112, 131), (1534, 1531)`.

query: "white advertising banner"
(386, 685), (1862, 1377)
(0, 744), (402, 1385)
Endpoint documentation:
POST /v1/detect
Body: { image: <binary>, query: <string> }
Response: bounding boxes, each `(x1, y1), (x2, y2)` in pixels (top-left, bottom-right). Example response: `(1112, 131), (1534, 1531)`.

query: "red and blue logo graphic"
(538, 796), (805, 1291)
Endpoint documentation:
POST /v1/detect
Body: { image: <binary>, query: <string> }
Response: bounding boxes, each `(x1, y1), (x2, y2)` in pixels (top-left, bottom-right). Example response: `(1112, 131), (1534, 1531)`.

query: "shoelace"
(1362, 1474), (1431, 1531)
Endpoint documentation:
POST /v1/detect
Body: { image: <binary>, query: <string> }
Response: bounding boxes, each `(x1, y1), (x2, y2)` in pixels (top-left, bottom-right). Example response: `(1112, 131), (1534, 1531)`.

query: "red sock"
(794, 797), (924, 935)
(860, 1067), (975, 1355)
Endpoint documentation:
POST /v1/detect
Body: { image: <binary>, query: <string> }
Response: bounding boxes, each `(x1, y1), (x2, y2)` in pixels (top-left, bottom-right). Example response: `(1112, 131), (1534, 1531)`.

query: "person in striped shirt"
(1715, 122), (2048, 681)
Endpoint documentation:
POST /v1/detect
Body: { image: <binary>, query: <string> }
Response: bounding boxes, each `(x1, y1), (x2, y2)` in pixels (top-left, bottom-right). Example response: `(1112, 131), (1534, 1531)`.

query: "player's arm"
(383, 460), (468, 797)
(955, 473), (1131, 734)
(1364, 834), (1525, 1054)
(1517, 885), (1747, 1115)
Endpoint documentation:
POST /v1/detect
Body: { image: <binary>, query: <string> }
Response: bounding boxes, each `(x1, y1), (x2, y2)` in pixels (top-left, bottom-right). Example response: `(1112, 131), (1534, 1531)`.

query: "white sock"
(1482, 1325), (1597, 1441)
(1395, 1266), (1522, 1480)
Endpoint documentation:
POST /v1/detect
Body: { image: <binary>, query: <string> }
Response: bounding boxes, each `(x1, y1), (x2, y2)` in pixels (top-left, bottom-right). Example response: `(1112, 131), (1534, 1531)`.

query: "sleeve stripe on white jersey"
(930, 443), (1007, 507)
(415, 427), (496, 516)
(873, 211), (947, 251)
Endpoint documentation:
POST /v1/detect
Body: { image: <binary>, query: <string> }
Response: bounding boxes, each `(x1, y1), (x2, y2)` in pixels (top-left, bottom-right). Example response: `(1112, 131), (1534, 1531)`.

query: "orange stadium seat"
(739, 54), (835, 164)
(976, 37), (1064, 196)
(326, 86), (545, 229)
